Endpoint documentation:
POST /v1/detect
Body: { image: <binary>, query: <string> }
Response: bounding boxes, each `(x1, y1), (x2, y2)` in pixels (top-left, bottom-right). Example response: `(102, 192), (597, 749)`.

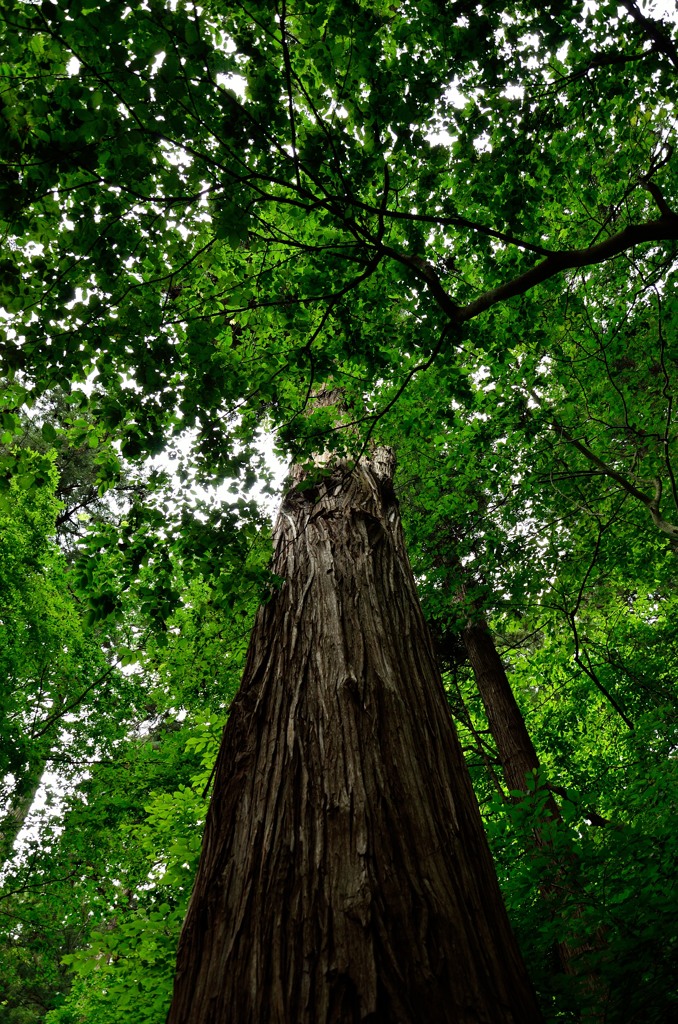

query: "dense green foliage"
(1, 1), (677, 1021)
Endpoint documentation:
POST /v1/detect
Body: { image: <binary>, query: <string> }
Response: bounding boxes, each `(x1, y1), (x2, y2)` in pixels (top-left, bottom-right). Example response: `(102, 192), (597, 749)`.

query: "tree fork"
(167, 450), (542, 1023)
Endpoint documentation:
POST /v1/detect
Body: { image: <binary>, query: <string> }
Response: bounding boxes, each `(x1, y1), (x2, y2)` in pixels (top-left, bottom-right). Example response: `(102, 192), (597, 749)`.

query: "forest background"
(1, 0), (677, 1021)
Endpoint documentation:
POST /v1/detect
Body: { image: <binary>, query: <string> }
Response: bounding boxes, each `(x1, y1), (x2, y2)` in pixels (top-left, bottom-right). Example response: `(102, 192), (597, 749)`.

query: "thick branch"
(643, 181), (674, 219)
(619, 0), (678, 71)
(457, 217), (678, 323)
(380, 245), (461, 319)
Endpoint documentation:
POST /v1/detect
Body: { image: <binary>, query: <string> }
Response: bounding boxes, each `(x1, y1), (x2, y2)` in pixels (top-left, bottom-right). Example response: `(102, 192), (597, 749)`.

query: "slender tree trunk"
(461, 620), (558, 810)
(461, 616), (606, 1013)
(167, 451), (542, 1024)
(0, 761), (45, 870)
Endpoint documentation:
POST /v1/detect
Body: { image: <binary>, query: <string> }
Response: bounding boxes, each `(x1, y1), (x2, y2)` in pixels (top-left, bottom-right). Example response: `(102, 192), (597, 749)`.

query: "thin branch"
(547, 784), (615, 828)
(34, 666), (116, 739)
(570, 613), (635, 730)
(286, 301), (339, 428)
(545, 47), (651, 87)
(654, 286), (678, 515)
(278, 0), (301, 189)
(355, 203), (554, 257)
(547, 414), (652, 506)
(446, 670), (507, 801)
(570, 522), (606, 621)
(536, 400), (678, 540)
(348, 322), (460, 460)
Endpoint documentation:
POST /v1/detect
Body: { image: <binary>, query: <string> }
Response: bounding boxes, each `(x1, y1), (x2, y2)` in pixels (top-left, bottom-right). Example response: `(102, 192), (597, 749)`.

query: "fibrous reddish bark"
(167, 451), (542, 1024)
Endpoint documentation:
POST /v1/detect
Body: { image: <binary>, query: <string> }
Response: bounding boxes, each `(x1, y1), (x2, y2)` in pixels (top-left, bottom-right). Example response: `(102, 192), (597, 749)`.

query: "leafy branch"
(456, 215), (678, 324)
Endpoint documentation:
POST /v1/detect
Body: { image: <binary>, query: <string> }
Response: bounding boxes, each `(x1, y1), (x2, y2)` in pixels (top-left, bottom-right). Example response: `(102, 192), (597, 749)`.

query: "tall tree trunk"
(0, 760), (45, 870)
(461, 615), (605, 1012)
(167, 451), (542, 1024)
(461, 620), (557, 809)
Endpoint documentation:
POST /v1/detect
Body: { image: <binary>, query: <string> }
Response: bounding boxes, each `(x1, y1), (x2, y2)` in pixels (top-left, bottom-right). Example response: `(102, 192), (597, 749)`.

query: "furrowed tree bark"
(461, 620), (557, 806)
(166, 450), (543, 1024)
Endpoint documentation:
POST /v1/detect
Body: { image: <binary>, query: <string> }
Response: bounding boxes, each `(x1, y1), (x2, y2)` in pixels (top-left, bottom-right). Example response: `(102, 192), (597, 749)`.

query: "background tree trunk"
(461, 617), (606, 1008)
(0, 760), (45, 870)
(461, 620), (557, 807)
(166, 450), (542, 1024)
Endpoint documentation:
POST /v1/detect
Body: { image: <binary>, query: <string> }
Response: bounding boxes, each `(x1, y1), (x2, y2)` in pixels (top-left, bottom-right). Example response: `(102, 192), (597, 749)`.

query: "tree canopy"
(1, 1), (677, 1021)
